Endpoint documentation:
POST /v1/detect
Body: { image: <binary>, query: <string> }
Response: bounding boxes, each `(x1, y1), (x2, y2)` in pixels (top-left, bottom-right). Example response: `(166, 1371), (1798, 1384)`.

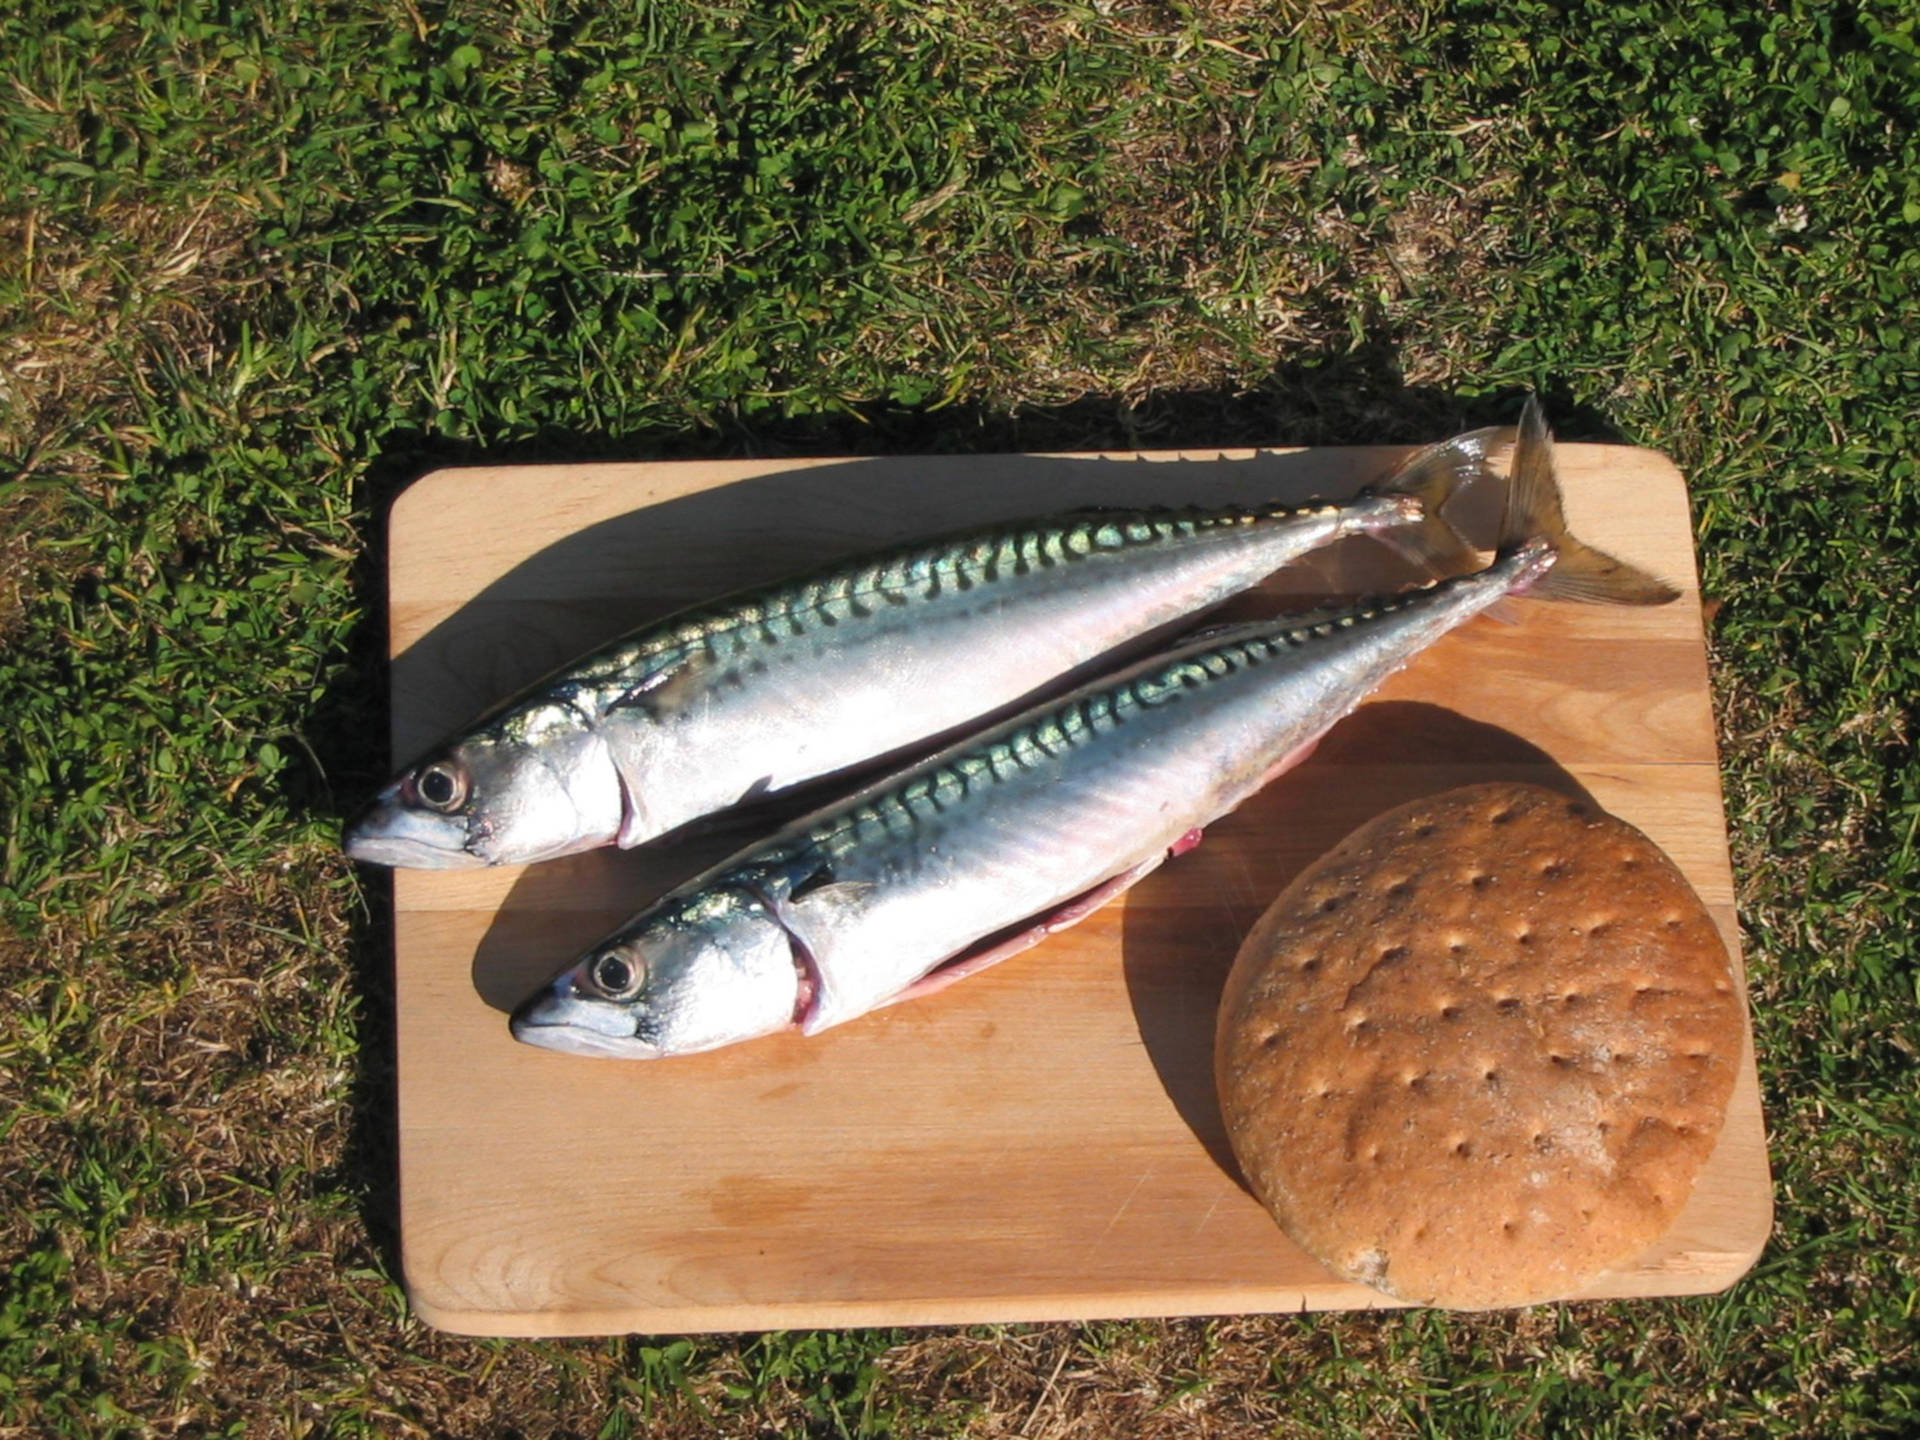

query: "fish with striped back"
(511, 399), (1679, 1058)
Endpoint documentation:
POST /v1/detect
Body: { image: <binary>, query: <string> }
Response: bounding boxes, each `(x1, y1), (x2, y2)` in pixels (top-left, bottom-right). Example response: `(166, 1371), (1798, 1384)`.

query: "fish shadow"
(1118, 701), (1597, 1189)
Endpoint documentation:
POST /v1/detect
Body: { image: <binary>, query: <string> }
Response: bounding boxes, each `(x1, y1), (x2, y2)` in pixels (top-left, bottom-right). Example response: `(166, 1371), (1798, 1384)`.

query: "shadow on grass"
(329, 864), (403, 1280)
(295, 343), (1633, 1294)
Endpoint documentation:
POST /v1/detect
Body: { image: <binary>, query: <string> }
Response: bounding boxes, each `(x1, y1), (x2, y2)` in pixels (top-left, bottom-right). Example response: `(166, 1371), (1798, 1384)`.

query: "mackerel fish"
(511, 399), (1680, 1058)
(345, 437), (1490, 868)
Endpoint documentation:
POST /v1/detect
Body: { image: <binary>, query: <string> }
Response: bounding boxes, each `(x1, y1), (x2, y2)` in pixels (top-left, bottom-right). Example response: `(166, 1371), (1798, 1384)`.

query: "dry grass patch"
(0, 193), (259, 475)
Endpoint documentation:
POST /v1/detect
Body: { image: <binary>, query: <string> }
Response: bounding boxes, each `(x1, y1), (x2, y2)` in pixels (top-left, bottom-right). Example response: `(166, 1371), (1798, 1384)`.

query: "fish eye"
(591, 950), (641, 998)
(414, 761), (467, 811)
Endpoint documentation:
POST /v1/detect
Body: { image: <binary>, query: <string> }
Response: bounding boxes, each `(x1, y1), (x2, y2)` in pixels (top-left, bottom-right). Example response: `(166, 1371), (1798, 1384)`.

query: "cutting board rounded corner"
(399, 1256), (509, 1339)
(1603, 441), (1687, 482)
(397, 1260), (468, 1337)
(400, 1286), (475, 1338)
(1702, 1156), (1776, 1293)
(386, 465), (485, 549)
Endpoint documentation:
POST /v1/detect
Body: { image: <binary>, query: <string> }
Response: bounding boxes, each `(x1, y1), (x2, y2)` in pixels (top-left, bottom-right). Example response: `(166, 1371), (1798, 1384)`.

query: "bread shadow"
(1118, 701), (1597, 1190)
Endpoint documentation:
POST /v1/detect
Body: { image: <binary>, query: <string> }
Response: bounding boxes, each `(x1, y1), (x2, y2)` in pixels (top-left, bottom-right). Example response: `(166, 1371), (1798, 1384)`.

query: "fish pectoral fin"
(606, 659), (696, 716)
(874, 853), (1170, 1013)
(771, 880), (876, 956)
(770, 881), (880, 1037)
(782, 877), (875, 912)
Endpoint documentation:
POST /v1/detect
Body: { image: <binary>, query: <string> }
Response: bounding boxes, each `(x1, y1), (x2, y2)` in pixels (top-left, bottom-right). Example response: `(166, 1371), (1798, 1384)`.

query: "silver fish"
(511, 400), (1678, 1058)
(345, 437), (1494, 868)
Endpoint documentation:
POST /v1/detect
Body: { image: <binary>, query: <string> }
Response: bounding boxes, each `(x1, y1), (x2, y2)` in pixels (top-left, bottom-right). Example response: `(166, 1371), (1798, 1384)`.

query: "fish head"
(510, 885), (801, 1058)
(344, 705), (623, 868)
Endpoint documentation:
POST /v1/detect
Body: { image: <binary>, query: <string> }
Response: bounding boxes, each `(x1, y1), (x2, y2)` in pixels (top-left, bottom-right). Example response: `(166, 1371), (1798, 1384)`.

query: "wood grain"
(386, 443), (1772, 1335)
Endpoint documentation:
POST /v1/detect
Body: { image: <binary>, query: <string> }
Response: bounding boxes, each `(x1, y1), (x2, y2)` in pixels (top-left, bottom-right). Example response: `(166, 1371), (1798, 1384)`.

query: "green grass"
(2, 0), (1917, 1433)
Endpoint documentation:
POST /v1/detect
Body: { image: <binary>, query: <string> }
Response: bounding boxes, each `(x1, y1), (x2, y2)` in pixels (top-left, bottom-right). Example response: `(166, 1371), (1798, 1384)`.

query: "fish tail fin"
(1500, 397), (1681, 605)
(1369, 424), (1505, 579)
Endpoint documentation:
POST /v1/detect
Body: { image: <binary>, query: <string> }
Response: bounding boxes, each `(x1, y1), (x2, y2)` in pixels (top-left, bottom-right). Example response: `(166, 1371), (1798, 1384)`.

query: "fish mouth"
(343, 786), (487, 869)
(509, 977), (662, 1059)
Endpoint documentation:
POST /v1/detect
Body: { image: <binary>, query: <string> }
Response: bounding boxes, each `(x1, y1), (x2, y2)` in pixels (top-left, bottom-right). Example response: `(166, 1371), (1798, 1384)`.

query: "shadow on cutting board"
(1119, 701), (1597, 1190)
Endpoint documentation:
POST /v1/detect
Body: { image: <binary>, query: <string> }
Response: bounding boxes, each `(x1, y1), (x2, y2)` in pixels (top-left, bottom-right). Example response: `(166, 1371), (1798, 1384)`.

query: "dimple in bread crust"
(1215, 782), (1744, 1310)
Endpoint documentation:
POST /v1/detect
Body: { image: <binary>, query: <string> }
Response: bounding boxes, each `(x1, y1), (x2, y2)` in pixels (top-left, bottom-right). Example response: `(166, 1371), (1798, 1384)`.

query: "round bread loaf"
(1216, 782), (1743, 1309)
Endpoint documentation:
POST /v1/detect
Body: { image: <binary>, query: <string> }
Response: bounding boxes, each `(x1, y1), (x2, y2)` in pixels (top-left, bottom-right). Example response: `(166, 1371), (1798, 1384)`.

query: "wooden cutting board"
(385, 442), (1771, 1336)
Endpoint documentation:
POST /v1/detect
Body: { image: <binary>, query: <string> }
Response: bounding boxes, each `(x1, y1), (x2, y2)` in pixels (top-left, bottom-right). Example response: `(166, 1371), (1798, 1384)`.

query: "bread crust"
(1216, 782), (1743, 1309)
